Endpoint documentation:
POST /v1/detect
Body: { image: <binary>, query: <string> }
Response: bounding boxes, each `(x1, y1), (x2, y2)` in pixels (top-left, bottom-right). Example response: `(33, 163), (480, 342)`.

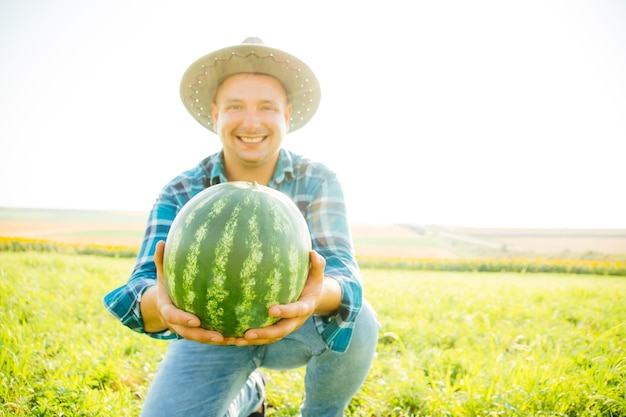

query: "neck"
(223, 160), (277, 186)
(227, 169), (273, 186)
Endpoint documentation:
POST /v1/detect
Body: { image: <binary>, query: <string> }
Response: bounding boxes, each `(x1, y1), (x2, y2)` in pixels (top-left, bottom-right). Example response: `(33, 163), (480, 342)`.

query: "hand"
(151, 241), (234, 345)
(233, 250), (328, 346)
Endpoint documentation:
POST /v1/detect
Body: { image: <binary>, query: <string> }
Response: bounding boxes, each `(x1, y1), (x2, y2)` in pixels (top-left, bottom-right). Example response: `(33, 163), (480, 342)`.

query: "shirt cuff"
(103, 278), (180, 340)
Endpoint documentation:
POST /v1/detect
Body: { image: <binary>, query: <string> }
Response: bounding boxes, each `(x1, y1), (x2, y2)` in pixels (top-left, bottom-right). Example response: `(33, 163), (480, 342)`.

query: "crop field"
(2, 207), (626, 260)
(0, 208), (146, 246)
(1, 250), (625, 416)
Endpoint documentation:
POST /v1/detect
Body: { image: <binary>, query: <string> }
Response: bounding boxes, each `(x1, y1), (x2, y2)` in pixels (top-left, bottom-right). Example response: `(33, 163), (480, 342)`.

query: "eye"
(261, 104), (278, 112)
(225, 103), (242, 111)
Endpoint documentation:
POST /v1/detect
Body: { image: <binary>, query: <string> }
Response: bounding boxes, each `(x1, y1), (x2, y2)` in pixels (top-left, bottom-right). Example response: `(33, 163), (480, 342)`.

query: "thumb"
(310, 250), (326, 274)
(155, 240), (166, 284)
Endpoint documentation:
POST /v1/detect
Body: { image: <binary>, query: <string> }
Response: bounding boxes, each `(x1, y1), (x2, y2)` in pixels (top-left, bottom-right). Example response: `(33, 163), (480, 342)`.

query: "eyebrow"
(219, 98), (284, 107)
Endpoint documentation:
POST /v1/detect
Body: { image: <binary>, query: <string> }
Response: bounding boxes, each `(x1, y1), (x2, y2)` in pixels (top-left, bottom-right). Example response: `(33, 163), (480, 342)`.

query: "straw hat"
(180, 37), (321, 133)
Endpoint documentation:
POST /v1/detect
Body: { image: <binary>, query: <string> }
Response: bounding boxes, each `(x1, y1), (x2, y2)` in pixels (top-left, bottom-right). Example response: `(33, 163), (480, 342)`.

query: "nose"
(242, 109), (261, 131)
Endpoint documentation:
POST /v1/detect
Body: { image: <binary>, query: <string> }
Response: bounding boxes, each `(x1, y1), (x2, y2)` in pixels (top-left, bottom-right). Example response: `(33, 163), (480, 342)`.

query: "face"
(211, 73), (291, 172)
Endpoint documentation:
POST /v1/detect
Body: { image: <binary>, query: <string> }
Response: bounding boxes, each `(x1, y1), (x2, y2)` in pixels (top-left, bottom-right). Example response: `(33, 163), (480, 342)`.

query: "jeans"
(141, 300), (379, 417)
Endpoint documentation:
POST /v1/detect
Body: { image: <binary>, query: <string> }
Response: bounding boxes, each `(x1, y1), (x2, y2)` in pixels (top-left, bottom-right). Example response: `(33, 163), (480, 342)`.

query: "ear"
(211, 102), (219, 126)
(284, 103), (292, 133)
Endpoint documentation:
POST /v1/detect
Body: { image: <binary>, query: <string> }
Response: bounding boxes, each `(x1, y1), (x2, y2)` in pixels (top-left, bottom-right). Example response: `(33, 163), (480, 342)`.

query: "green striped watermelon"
(163, 181), (312, 337)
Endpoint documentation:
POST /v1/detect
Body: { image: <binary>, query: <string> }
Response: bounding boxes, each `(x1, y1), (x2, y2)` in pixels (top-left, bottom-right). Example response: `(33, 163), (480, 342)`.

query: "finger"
(155, 240), (202, 328)
(171, 325), (228, 345)
(155, 242), (234, 345)
(235, 255), (325, 345)
(310, 250), (326, 273)
(243, 317), (301, 344)
(270, 253), (324, 317)
(154, 240), (165, 279)
(269, 300), (313, 319)
(159, 301), (201, 328)
(266, 252), (324, 320)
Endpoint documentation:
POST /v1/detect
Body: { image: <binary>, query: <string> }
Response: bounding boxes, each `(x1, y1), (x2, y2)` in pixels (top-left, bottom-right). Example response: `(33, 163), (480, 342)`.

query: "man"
(103, 37), (379, 417)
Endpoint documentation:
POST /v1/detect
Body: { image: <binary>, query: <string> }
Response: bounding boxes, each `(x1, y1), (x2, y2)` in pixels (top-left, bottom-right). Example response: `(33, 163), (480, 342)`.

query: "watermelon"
(163, 181), (312, 337)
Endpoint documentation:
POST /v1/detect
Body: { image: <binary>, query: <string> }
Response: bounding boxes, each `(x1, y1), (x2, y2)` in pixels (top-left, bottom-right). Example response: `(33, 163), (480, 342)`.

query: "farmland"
(1, 251), (625, 416)
(0, 208), (146, 246)
(2, 207), (626, 260)
(1, 207), (625, 415)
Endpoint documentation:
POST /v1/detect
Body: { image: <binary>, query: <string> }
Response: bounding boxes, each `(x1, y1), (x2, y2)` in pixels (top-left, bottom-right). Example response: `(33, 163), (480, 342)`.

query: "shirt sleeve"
(102, 197), (183, 340)
(307, 175), (363, 353)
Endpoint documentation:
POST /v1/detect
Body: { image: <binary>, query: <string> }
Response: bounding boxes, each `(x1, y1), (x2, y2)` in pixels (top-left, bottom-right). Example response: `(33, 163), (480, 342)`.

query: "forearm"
(315, 277), (342, 317)
(140, 285), (168, 333)
(103, 199), (180, 337)
(306, 178), (363, 350)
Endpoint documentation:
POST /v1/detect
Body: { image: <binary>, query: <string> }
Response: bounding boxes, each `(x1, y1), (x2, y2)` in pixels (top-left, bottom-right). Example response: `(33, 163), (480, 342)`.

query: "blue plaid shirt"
(103, 149), (362, 353)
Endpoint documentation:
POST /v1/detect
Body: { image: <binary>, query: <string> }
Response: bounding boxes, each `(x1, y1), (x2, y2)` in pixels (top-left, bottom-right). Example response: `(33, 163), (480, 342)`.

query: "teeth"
(240, 136), (264, 143)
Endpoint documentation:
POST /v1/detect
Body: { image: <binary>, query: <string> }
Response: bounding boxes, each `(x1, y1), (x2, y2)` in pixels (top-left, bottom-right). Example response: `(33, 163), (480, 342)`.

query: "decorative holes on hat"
(180, 37), (321, 133)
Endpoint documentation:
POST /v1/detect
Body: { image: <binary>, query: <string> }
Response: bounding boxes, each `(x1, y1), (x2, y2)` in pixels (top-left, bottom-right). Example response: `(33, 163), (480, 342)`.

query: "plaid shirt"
(103, 149), (362, 353)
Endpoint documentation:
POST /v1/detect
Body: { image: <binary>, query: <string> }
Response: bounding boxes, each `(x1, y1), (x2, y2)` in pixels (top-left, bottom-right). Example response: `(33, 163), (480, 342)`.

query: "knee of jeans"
(352, 299), (381, 350)
(361, 299), (381, 332)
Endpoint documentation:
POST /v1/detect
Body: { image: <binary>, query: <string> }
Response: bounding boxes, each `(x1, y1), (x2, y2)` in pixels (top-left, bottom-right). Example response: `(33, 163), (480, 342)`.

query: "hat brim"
(180, 42), (321, 133)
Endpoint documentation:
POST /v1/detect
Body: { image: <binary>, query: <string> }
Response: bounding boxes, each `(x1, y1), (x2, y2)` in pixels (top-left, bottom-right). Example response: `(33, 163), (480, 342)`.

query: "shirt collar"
(208, 152), (228, 186)
(269, 149), (294, 186)
(208, 149), (294, 187)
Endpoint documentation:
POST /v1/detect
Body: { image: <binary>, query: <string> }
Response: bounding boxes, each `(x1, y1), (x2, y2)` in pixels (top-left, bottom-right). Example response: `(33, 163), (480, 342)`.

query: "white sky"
(1, 0), (625, 228)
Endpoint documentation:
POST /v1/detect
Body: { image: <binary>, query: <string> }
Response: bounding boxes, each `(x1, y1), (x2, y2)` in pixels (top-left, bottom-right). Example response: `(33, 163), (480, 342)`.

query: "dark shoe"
(247, 370), (266, 417)
(247, 403), (264, 417)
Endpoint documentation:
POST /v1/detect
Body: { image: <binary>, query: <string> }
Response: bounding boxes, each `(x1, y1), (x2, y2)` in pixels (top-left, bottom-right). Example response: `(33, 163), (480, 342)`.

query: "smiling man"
(103, 37), (379, 417)
(213, 73), (291, 184)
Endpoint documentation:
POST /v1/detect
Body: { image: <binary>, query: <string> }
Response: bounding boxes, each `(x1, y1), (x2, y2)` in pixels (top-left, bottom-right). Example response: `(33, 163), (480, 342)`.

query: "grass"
(1, 252), (625, 416)
(0, 253), (164, 416)
(356, 270), (626, 416)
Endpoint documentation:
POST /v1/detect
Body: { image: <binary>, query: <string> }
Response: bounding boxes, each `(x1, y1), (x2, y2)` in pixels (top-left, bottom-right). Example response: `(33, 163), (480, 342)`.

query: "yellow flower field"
(2, 236), (625, 276)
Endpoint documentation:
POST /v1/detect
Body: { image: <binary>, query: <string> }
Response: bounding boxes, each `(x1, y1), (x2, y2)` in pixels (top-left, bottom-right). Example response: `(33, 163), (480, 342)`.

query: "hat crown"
(180, 38), (321, 133)
(241, 37), (263, 45)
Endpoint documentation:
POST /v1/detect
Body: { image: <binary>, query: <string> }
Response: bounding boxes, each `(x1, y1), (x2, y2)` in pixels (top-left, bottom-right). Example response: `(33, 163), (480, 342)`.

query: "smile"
(239, 136), (266, 143)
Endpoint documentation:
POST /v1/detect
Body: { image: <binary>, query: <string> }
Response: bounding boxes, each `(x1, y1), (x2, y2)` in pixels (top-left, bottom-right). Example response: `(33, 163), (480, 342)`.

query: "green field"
(1, 252), (625, 416)
(3, 207), (626, 260)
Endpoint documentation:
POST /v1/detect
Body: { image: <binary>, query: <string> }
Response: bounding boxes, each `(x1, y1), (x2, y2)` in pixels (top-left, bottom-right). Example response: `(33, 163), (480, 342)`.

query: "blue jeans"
(141, 300), (379, 417)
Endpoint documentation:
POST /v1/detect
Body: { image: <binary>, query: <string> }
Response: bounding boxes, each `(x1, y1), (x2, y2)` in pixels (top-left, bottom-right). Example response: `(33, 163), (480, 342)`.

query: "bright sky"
(1, 0), (625, 228)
